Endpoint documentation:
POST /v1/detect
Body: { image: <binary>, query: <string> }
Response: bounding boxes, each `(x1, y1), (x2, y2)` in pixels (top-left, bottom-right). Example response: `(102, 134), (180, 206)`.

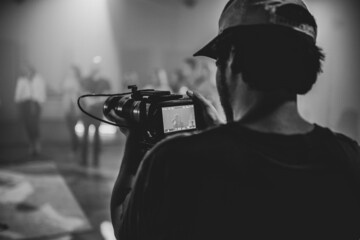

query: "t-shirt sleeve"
(115, 139), (198, 240)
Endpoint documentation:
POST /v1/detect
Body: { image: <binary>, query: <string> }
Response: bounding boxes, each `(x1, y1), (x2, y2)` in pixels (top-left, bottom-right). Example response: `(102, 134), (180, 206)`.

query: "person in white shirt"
(14, 65), (46, 156)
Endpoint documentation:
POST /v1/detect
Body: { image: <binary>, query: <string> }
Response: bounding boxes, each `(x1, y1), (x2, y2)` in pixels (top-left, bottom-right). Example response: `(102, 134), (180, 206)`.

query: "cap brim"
(193, 27), (239, 59)
(193, 35), (221, 59)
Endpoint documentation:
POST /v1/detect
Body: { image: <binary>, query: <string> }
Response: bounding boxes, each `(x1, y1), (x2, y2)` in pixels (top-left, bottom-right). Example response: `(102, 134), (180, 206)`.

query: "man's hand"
(106, 109), (138, 137)
(106, 109), (128, 128)
(187, 90), (225, 128)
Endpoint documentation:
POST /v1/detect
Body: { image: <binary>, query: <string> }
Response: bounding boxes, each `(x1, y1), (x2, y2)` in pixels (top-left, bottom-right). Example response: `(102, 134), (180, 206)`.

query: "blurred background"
(0, 0), (359, 239)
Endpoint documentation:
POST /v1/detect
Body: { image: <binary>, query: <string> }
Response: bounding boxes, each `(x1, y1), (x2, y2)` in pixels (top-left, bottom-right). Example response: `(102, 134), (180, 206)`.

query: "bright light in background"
(75, 121), (118, 141)
(93, 56), (103, 64)
(99, 124), (118, 135)
(75, 121), (85, 136)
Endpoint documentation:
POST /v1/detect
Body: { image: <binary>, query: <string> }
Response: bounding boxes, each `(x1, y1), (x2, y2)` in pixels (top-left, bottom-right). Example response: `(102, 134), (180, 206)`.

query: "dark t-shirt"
(116, 123), (360, 239)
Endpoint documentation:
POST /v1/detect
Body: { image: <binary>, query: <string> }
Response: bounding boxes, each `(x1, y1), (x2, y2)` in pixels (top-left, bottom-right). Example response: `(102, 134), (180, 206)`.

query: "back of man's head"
(194, 0), (325, 95)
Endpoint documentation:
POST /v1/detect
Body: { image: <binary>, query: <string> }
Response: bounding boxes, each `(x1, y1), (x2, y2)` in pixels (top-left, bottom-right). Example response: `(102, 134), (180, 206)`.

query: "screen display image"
(162, 105), (196, 134)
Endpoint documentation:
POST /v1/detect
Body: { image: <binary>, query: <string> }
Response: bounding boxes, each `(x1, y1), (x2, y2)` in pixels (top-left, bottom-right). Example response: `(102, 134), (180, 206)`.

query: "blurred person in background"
(181, 57), (224, 119)
(180, 58), (219, 104)
(122, 72), (140, 92)
(109, 0), (360, 239)
(14, 65), (46, 157)
(62, 65), (82, 158)
(79, 63), (111, 168)
(180, 57), (199, 88)
(143, 68), (171, 91)
(168, 69), (189, 94)
(194, 60), (224, 120)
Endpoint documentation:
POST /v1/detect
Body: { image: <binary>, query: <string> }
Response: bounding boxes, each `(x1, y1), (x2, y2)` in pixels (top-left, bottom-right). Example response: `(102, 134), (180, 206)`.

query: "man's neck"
(235, 99), (314, 135)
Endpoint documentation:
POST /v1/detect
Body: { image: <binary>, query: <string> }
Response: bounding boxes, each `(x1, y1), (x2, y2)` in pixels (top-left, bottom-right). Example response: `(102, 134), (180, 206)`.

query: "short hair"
(218, 5), (325, 95)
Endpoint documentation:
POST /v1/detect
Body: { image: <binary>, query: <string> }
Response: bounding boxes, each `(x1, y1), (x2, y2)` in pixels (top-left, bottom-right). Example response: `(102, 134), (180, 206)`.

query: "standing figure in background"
(143, 68), (170, 91)
(168, 69), (189, 94)
(181, 57), (225, 120)
(14, 65), (46, 157)
(180, 58), (201, 89)
(195, 60), (225, 120)
(62, 65), (82, 157)
(122, 72), (139, 92)
(79, 65), (111, 167)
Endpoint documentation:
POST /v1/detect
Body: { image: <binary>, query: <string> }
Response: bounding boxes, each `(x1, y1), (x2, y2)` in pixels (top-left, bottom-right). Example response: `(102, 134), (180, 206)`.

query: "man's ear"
(227, 46), (243, 86)
(228, 46), (238, 75)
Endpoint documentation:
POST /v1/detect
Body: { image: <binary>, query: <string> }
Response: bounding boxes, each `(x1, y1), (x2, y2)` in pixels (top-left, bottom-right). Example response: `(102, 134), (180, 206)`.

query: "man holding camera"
(110, 0), (360, 239)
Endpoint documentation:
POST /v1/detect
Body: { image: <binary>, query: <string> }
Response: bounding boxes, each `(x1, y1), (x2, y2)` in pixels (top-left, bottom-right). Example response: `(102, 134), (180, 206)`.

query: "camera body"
(103, 86), (204, 146)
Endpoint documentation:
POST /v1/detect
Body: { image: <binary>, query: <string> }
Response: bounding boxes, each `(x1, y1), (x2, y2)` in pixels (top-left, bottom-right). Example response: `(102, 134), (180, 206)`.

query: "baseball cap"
(194, 0), (317, 59)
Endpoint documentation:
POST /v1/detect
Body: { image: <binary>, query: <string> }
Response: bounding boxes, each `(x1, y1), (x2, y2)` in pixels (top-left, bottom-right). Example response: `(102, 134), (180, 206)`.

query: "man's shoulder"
(333, 131), (360, 158)
(144, 124), (236, 166)
(138, 125), (237, 181)
(315, 124), (359, 149)
(312, 124), (360, 163)
(334, 132), (359, 148)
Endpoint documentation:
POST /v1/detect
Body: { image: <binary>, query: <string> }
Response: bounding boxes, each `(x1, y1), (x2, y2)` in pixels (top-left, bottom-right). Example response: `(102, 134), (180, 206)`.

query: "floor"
(50, 144), (123, 240)
(0, 121), (126, 240)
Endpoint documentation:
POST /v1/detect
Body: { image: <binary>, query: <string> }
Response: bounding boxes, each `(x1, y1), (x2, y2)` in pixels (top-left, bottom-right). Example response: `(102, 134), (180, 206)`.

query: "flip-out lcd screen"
(162, 105), (196, 134)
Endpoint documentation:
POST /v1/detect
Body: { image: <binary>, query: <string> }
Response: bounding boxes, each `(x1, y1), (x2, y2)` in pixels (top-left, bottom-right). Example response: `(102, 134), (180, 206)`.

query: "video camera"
(103, 85), (204, 146)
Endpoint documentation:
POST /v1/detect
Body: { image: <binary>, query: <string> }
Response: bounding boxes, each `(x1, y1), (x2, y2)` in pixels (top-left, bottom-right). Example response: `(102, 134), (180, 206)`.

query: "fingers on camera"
(188, 90), (210, 106)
